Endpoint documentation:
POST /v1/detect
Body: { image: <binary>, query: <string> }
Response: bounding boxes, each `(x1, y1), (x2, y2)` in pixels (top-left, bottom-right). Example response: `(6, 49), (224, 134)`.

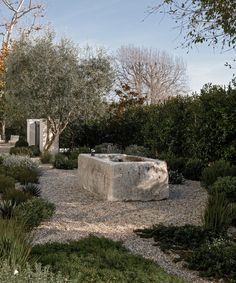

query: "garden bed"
(34, 165), (209, 283)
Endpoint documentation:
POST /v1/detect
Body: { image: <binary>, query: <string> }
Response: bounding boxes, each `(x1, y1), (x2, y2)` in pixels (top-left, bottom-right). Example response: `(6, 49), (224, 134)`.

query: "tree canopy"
(150, 0), (236, 52)
(5, 33), (114, 150)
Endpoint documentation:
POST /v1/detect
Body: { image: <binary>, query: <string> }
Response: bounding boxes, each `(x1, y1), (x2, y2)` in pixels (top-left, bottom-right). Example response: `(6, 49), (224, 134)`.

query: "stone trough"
(78, 154), (169, 201)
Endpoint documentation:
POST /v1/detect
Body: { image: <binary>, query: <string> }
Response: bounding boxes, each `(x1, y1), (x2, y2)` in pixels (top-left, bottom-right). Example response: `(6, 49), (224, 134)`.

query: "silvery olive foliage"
(5, 32), (114, 150)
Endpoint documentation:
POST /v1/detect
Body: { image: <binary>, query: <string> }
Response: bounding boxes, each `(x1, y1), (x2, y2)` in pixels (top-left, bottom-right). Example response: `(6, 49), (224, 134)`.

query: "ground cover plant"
(31, 235), (187, 283)
(0, 261), (68, 283)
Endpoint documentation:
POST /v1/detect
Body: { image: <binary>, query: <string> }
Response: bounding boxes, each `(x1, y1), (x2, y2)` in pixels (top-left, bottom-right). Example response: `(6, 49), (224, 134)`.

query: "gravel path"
(35, 166), (211, 283)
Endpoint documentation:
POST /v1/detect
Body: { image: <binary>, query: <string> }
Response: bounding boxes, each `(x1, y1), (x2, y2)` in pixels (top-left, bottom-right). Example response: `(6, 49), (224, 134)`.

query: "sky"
(14, 0), (236, 92)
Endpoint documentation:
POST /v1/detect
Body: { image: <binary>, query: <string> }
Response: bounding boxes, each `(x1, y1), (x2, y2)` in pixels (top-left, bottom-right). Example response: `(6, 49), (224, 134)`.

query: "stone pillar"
(27, 119), (59, 154)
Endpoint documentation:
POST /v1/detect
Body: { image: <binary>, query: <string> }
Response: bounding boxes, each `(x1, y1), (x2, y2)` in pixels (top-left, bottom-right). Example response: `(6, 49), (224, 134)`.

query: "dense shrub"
(168, 170), (185, 184)
(2, 156), (40, 185)
(210, 176), (236, 202)
(2, 189), (32, 206)
(40, 151), (52, 164)
(183, 159), (205, 181)
(124, 144), (150, 157)
(68, 146), (90, 160)
(0, 262), (67, 283)
(186, 238), (236, 281)
(53, 153), (77, 170)
(161, 155), (187, 173)
(61, 85), (236, 164)
(94, 143), (121, 153)
(0, 219), (32, 267)
(10, 166), (39, 185)
(203, 191), (234, 233)
(10, 147), (33, 156)
(15, 138), (28, 148)
(201, 160), (236, 189)
(2, 155), (39, 173)
(29, 145), (41, 157)
(15, 198), (55, 229)
(135, 224), (220, 251)
(0, 175), (15, 194)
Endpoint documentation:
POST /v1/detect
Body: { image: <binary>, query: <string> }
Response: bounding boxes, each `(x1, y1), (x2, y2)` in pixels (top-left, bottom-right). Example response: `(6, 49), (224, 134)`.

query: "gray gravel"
(34, 166), (212, 283)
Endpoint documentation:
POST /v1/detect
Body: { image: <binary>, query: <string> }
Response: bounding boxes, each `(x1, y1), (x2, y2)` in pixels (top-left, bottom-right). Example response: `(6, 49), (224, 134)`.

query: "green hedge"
(60, 84), (236, 164)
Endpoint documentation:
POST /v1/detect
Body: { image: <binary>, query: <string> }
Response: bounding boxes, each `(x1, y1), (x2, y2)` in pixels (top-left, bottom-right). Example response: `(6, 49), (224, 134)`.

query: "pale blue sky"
(44, 0), (234, 92)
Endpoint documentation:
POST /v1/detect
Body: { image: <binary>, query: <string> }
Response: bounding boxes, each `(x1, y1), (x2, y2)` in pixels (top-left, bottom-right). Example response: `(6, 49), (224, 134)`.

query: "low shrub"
(0, 200), (16, 219)
(7, 166), (39, 185)
(0, 262), (67, 283)
(124, 144), (150, 157)
(186, 238), (236, 281)
(15, 138), (28, 148)
(0, 175), (15, 194)
(169, 170), (185, 184)
(40, 151), (52, 164)
(31, 235), (186, 283)
(209, 176), (236, 202)
(2, 189), (32, 206)
(53, 154), (77, 170)
(29, 145), (41, 157)
(22, 183), (41, 197)
(135, 224), (220, 251)
(94, 143), (121, 154)
(2, 155), (40, 173)
(201, 160), (236, 189)
(183, 159), (205, 181)
(203, 191), (234, 233)
(0, 218), (32, 267)
(162, 155), (187, 173)
(10, 147), (32, 157)
(15, 198), (55, 229)
(78, 146), (90, 153)
(53, 153), (65, 167)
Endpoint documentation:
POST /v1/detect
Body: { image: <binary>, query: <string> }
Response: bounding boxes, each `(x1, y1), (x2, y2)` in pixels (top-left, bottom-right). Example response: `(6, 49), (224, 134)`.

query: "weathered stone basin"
(78, 154), (169, 201)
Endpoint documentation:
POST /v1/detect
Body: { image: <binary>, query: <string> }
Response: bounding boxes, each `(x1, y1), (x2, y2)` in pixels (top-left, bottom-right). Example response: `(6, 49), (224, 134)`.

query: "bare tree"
(0, 0), (44, 48)
(115, 46), (188, 104)
(0, 0), (44, 139)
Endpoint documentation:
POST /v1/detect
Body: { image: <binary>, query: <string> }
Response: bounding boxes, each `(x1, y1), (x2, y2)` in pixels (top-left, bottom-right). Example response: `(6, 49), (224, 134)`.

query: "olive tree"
(5, 33), (114, 151)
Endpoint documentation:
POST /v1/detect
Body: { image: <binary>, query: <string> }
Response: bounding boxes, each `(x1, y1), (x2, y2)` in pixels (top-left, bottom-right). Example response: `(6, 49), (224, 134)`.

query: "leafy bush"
(40, 151), (52, 164)
(8, 166), (39, 185)
(53, 154), (77, 170)
(15, 198), (55, 229)
(0, 261), (68, 283)
(31, 235), (186, 283)
(162, 156), (187, 173)
(209, 176), (236, 202)
(183, 159), (205, 181)
(2, 155), (40, 185)
(135, 224), (220, 251)
(2, 189), (32, 206)
(124, 144), (150, 157)
(0, 219), (32, 267)
(22, 183), (41, 197)
(203, 191), (234, 233)
(15, 138), (28, 148)
(94, 143), (121, 154)
(169, 170), (185, 184)
(0, 200), (16, 219)
(201, 160), (236, 189)
(28, 145), (41, 157)
(10, 147), (32, 157)
(186, 238), (236, 281)
(0, 175), (15, 194)
(78, 146), (91, 153)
